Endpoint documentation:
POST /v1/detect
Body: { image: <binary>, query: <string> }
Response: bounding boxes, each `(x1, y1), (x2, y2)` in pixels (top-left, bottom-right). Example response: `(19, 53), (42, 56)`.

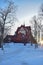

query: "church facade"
(11, 25), (37, 44)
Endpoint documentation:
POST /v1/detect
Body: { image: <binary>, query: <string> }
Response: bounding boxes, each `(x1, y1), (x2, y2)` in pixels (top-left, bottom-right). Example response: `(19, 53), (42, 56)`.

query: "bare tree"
(30, 16), (38, 40)
(0, 0), (17, 49)
(33, 16), (37, 40)
(30, 16), (38, 48)
(30, 5), (43, 47)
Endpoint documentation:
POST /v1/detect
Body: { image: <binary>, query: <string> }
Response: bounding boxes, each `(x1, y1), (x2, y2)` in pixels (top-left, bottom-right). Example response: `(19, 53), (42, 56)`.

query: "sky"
(14, 0), (43, 21)
(0, 0), (43, 34)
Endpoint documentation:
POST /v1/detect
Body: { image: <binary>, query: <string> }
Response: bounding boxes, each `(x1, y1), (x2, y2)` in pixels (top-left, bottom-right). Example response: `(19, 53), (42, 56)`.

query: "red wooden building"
(4, 25), (37, 44)
(12, 25), (37, 44)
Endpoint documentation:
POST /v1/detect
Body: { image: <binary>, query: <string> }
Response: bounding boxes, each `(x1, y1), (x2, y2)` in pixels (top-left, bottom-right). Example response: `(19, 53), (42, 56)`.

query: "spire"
(23, 21), (25, 26)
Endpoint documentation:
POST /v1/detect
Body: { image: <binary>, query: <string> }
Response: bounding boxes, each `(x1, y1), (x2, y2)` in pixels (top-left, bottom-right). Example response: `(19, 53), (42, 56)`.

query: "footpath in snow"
(0, 42), (43, 65)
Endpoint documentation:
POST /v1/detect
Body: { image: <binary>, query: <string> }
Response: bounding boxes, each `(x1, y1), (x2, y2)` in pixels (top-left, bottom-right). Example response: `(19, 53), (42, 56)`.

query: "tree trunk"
(0, 36), (3, 50)
(0, 37), (1, 48)
(35, 44), (38, 48)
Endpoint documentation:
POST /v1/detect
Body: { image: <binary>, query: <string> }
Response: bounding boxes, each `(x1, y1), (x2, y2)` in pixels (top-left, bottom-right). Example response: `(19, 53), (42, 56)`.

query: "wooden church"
(4, 25), (37, 45)
(11, 25), (37, 44)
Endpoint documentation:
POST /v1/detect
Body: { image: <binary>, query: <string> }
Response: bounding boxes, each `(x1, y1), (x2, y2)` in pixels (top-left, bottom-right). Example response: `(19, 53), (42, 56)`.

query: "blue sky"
(0, 0), (43, 22)
(0, 0), (43, 34)
(14, 0), (43, 22)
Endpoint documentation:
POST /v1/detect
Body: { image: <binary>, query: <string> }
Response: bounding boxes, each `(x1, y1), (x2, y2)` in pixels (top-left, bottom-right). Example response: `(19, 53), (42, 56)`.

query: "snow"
(0, 43), (43, 65)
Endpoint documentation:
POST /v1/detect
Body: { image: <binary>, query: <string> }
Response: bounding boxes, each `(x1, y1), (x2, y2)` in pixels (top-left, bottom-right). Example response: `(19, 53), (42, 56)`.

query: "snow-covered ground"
(0, 43), (43, 65)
